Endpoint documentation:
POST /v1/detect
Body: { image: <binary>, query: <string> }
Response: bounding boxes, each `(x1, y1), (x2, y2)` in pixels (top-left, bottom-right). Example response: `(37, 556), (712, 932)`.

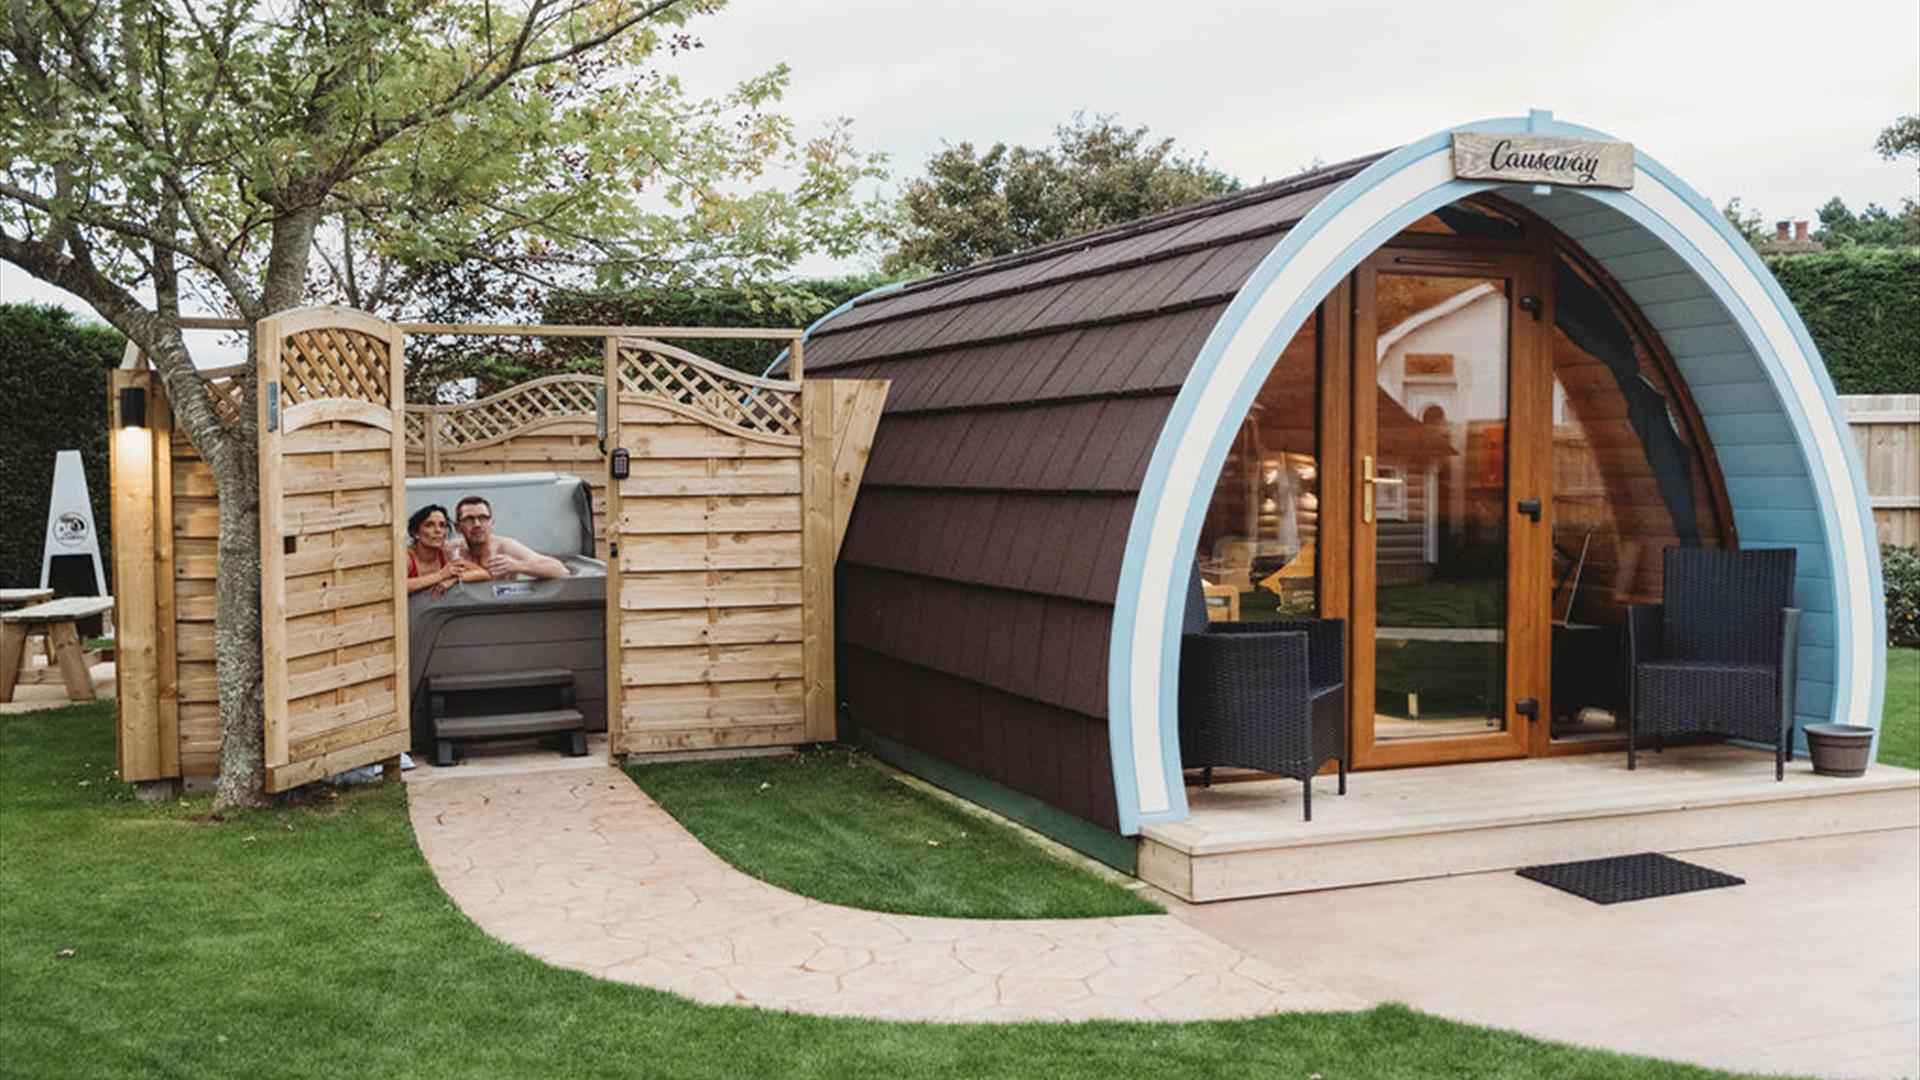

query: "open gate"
(257, 308), (409, 791)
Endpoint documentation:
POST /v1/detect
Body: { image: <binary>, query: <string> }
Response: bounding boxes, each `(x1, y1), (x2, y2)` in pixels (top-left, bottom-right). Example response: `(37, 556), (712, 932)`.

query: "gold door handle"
(1361, 454), (1402, 525)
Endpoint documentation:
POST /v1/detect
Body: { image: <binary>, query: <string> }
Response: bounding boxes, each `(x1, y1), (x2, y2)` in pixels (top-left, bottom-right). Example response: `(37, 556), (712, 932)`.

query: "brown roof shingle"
(812, 154), (1380, 834)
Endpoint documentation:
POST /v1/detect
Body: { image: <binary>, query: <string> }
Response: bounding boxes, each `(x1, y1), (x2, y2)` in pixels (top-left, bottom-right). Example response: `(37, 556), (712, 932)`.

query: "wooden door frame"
(1305, 196), (1735, 769)
(1343, 244), (1552, 769)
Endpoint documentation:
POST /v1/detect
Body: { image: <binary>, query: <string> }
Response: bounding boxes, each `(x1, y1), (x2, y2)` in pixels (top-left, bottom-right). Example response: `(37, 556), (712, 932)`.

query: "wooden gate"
(257, 308), (409, 791)
(603, 338), (886, 755)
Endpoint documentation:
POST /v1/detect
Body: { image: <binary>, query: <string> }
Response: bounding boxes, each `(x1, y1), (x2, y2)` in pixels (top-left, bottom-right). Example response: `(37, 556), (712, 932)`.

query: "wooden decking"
(1139, 745), (1920, 902)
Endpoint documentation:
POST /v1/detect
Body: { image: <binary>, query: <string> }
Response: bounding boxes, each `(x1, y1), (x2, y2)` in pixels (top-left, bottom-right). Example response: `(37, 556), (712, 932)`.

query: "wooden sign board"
(1452, 132), (1634, 189)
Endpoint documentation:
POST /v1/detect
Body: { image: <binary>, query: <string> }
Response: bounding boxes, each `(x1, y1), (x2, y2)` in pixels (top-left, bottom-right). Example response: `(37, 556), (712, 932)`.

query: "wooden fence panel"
(258, 308), (409, 792)
(106, 359), (240, 783)
(605, 340), (814, 755)
(1842, 395), (1919, 548)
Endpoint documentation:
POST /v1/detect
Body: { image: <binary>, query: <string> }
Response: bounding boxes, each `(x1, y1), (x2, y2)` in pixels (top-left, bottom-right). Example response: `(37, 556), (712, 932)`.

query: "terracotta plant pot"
(1803, 723), (1873, 778)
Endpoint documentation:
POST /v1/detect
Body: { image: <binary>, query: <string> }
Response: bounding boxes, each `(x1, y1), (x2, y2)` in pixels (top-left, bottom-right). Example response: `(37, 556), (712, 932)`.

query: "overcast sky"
(5, 0), (1916, 344)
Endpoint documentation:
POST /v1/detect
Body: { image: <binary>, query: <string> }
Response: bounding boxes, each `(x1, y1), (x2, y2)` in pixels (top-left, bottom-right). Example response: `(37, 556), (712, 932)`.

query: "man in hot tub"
(452, 495), (571, 580)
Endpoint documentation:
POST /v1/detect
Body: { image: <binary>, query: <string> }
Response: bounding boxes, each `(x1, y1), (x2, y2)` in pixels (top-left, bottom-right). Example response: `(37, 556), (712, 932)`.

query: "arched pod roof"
(803, 156), (1379, 833)
(806, 112), (1883, 843)
(1111, 112), (1881, 833)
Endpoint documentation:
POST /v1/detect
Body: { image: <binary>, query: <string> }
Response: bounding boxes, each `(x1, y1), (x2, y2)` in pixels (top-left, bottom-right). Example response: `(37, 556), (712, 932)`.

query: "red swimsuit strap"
(409, 547), (450, 576)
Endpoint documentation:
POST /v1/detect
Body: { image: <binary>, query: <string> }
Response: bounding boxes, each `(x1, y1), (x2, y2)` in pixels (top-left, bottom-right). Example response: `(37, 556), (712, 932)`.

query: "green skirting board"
(852, 728), (1138, 875)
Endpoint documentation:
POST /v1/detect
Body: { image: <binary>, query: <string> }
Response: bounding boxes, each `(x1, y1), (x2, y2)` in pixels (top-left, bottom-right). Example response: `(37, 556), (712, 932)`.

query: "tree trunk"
(205, 205), (320, 808)
(209, 359), (267, 810)
(210, 449), (266, 809)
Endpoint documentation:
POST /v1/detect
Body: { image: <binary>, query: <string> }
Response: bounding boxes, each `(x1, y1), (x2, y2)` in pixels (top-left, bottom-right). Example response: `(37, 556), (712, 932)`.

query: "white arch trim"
(1104, 112), (1883, 836)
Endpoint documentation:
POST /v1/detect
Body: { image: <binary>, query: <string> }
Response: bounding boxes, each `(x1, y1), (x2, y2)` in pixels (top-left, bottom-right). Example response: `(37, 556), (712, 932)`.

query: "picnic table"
(0, 587), (53, 611)
(0, 587), (58, 667)
(2, 596), (115, 703)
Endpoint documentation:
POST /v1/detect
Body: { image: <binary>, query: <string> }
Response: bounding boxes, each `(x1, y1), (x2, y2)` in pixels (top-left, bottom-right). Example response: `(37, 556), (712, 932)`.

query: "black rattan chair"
(1178, 568), (1347, 820)
(1626, 547), (1800, 779)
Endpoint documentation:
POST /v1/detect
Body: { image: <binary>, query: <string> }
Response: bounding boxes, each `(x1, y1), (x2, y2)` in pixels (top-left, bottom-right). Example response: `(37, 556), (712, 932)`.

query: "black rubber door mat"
(1517, 852), (1745, 904)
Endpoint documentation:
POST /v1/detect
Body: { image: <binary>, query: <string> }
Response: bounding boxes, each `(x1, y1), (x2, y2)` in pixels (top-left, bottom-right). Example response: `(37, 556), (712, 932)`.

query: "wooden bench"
(2, 596), (115, 703)
(0, 587), (53, 611)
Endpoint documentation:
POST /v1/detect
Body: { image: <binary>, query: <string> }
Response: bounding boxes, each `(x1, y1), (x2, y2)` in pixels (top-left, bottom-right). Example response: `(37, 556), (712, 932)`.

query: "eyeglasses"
(457, 514), (492, 525)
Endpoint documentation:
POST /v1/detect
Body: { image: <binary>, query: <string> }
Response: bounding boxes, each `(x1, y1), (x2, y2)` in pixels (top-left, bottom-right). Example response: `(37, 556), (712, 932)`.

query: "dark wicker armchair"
(1627, 547), (1801, 779)
(1178, 569), (1348, 820)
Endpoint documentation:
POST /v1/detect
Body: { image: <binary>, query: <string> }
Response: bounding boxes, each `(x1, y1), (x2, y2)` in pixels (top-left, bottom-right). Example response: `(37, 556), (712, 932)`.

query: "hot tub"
(404, 472), (606, 754)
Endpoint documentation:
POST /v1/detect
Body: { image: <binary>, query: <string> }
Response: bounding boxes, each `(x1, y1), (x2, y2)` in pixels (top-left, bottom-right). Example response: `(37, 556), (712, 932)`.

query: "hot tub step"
(436, 708), (585, 740)
(430, 667), (573, 694)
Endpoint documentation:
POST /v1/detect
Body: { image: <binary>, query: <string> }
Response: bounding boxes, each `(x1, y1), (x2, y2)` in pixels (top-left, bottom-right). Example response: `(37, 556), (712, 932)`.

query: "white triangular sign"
(40, 449), (108, 596)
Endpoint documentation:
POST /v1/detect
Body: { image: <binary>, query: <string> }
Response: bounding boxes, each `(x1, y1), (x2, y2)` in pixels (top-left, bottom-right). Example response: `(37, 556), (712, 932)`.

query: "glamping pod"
(803, 112), (1887, 868)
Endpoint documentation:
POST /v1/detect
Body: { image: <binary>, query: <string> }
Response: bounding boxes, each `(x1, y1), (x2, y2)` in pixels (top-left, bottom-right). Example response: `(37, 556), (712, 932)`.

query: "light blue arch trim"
(1104, 111), (1883, 836)
(762, 279), (913, 377)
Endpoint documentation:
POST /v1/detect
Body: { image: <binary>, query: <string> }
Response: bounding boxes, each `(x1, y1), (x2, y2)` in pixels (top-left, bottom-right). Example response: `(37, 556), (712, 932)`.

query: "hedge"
(542, 273), (900, 376)
(0, 304), (124, 589)
(1767, 248), (1920, 395)
(1886, 544), (1920, 649)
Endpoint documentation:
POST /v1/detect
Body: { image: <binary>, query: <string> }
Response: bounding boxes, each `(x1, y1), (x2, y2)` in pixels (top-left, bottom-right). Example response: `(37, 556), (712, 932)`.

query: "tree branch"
(0, 179), (218, 266)
(33, 0), (257, 310)
(334, 0), (689, 177)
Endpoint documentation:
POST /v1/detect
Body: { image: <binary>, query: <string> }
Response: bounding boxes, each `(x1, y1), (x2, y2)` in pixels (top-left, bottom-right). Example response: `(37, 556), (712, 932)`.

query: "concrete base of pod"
(1803, 724), (1875, 778)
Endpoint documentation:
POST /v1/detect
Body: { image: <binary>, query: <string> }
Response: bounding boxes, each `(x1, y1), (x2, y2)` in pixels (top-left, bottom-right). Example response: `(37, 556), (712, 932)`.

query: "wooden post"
(826, 380), (888, 560)
(799, 382), (835, 742)
(109, 369), (169, 779)
(788, 334), (804, 382)
(424, 405), (442, 476)
(602, 336), (625, 757)
(152, 380), (181, 779)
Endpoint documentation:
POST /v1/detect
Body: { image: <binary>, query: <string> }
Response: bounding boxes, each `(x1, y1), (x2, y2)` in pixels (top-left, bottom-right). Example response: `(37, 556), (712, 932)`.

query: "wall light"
(118, 386), (147, 429)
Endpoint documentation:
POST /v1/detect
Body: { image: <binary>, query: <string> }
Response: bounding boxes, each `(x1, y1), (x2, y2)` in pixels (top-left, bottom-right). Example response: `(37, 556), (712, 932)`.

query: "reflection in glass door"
(1353, 260), (1540, 768)
(1369, 273), (1509, 744)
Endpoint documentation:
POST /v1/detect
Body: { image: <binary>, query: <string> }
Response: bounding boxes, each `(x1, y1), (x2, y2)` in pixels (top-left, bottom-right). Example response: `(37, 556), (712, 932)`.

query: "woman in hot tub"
(405, 504), (489, 597)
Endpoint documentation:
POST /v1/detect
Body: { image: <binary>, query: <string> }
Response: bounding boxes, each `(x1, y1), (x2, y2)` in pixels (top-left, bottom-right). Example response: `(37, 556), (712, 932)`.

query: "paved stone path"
(407, 765), (1363, 1022)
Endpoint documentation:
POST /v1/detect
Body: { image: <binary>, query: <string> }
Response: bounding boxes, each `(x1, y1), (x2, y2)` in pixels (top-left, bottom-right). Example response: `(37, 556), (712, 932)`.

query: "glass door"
(1350, 253), (1549, 768)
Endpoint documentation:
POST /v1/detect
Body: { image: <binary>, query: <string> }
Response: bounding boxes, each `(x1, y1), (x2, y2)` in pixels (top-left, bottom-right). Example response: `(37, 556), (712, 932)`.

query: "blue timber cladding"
(806, 158), (1379, 831)
(1504, 189), (1838, 742)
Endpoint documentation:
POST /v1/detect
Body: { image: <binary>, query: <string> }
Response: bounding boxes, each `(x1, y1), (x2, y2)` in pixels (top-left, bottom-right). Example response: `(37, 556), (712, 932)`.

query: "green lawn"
(0, 704), (1776, 1079)
(1880, 647), (1919, 770)
(626, 749), (1159, 918)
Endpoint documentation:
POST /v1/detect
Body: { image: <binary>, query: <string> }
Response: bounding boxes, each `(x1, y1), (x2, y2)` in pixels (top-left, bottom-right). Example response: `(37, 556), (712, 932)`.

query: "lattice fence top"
(429, 374), (600, 449)
(404, 373), (599, 451)
(202, 372), (244, 430)
(614, 338), (799, 439)
(403, 342), (801, 451)
(277, 326), (391, 408)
